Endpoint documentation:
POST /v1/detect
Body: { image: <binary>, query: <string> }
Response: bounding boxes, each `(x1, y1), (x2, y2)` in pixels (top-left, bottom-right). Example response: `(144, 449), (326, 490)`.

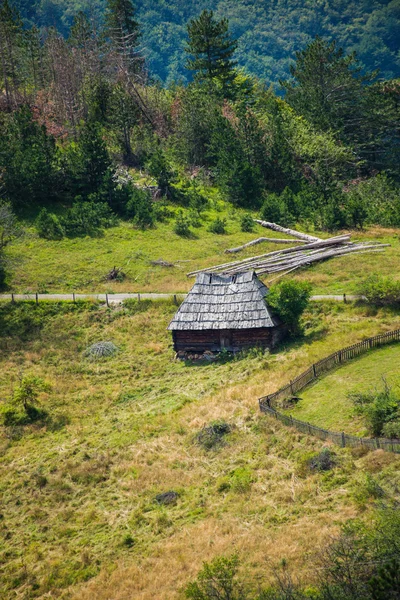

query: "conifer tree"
(281, 37), (373, 136)
(185, 10), (238, 98)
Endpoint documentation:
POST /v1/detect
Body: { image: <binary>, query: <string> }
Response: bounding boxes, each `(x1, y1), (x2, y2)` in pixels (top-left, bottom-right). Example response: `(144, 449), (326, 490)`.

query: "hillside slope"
(1, 299), (400, 599)
(13, 0), (400, 87)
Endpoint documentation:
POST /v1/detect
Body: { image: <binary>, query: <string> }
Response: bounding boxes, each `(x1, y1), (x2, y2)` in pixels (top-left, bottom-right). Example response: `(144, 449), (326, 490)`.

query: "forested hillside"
(2, 2), (400, 599)
(12, 0), (400, 86)
(1, 0), (400, 290)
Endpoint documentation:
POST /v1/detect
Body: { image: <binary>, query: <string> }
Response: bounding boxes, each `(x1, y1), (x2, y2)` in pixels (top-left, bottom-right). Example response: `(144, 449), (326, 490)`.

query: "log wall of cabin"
(173, 327), (285, 352)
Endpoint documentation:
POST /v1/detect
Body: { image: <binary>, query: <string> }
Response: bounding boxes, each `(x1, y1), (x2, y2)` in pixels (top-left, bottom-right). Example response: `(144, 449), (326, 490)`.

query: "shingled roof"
(168, 271), (279, 331)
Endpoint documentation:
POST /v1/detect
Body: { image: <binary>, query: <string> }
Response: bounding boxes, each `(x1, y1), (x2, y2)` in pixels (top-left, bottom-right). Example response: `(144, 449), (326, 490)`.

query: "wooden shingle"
(168, 271), (279, 331)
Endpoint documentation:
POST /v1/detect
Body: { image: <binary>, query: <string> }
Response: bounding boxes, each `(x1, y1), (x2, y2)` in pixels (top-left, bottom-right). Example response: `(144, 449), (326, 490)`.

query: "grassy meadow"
(1, 299), (400, 599)
(285, 343), (400, 435)
(4, 197), (400, 295)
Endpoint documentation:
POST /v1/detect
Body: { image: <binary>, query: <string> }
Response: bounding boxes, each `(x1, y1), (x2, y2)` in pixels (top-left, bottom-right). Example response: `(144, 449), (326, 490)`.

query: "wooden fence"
(259, 328), (400, 453)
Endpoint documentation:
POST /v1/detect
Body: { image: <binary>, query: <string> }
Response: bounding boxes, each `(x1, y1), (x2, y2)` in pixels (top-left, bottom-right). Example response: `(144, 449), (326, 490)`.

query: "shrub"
(230, 467), (253, 493)
(61, 202), (117, 237)
(382, 420), (400, 439)
(260, 193), (291, 225)
(185, 554), (244, 600)
(350, 381), (400, 437)
(155, 491), (179, 506)
(208, 217), (227, 234)
(189, 209), (202, 227)
(240, 213), (254, 232)
(126, 187), (155, 229)
(189, 185), (208, 214)
(195, 420), (231, 450)
(358, 275), (400, 308)
(267, 280), (312, 335)
(320, 196), (348, 231)
(2, 375), (51, 426)
(346, 174), (400, 227)
(308, 448), (336, 472)
(174, 212), (193, 237)
(122, 534), (135, 548)
(35, 208), (65, 240)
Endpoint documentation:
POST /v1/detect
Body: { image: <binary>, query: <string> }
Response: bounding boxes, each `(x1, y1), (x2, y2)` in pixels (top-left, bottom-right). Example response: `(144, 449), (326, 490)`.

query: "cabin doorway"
(220, 331), (232, 350)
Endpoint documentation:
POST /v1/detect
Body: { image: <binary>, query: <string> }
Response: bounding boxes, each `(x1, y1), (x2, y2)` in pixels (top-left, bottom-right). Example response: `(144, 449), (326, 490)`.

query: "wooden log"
(218, 245), (388, 277)
(187, 235), (351, 277)
(254, 220), (321, 243)
(225, 237), (305, 254)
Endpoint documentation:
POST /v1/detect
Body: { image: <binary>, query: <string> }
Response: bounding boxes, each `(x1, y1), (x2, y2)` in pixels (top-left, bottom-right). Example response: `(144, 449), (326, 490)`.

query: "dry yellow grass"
(1, 300), (400, 599)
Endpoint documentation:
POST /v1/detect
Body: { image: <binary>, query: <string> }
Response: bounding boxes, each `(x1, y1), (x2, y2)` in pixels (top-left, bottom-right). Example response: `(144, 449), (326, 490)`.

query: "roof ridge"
(168, 271), (278, 331)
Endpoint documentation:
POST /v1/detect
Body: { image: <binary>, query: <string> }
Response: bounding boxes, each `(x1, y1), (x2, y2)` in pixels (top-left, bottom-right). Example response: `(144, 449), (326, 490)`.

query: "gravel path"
(0, 293), (362, 304)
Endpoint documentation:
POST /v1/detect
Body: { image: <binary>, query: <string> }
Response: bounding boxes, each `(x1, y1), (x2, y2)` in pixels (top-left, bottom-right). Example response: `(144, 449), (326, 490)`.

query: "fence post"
(106, 293), (109, 308)
(290, 380), (294, 395)
(376, 438), (380, 449)
(338, 350), (342, 363)
(343, 293), (347, 303)
(308, 423), (312, 435)
(341, 432), (346, 448)
(35, 292), (39, 305)
(138, 293), (141, 302)
(173, 294), (178, 306)
(290, 415), (294, 427)
(312, 364), (317, 378)
(11, 293), (15, 303)
(73, 292), (76, 303)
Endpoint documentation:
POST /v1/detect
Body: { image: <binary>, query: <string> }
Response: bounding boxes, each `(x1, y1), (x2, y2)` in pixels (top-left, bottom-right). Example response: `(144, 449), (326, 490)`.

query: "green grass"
(1, 299), (400, 599)
(286, 343), (400, 435)
(5, 197), (400, 295)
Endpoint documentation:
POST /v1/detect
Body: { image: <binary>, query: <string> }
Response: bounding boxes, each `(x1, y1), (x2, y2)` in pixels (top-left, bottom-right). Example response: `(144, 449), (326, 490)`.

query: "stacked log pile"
(188, 222), (389, 278)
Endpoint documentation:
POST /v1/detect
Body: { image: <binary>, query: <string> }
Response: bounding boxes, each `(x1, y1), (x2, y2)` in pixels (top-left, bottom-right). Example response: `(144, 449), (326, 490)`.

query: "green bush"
(320, 197), (348, 231)
(308, 448), (336, 472)
(208, 217), (227, 234)
(267, 280), (312, 335)
(126, 187), (155, 229)
(350, 381), (400, 437)
(174, 212), (193, 237)
(346, 174), (400, 227)
(61, 202), (117, 237)
(240, 213), (254, 232)
(189, 185), (209, 213)
(35, 208), (65, 240)
(358, 275), (400, 308)
(185, 554), (244, 600)
(230, 467), (253, 493)
(2, 375), (51, 426)
(195, 421), (231, 450)
(260, 193), (291, 225)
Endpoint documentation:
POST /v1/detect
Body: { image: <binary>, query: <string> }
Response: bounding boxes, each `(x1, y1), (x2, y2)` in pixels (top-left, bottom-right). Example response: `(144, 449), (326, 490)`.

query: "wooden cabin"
(168, 271), (286, 354)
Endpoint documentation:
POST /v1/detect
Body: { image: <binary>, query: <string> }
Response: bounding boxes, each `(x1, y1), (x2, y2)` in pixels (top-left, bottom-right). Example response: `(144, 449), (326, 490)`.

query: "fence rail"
(259, 328), (400, 453)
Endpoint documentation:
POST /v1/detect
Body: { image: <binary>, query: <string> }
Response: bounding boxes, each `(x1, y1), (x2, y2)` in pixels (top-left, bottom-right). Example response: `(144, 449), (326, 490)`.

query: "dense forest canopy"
(10, 0), (400, 87)
(0, 0), (399, 285)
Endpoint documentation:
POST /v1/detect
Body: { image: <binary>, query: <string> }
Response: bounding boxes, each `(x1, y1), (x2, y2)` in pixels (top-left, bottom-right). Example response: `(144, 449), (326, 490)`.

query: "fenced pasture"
(259, 328), (400, 453)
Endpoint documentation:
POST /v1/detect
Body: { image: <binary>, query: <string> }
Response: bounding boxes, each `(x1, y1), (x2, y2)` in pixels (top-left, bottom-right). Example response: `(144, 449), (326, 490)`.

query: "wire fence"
(259, 328), (400, 453)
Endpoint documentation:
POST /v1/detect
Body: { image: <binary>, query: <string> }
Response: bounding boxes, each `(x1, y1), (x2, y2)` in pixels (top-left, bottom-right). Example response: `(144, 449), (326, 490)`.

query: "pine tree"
(185, 10), (238, 98)
(76, 121), (113, 200)
(281, 37), (373, 136)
